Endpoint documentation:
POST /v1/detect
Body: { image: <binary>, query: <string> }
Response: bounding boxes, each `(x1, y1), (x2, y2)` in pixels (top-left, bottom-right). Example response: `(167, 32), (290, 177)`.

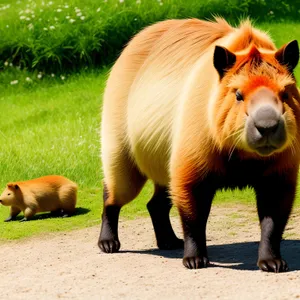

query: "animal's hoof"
(183, 256), (209, 269)
(98, 239), (120, 253)
(158, 238), (184, 250)
(19, 217), (28, 222)
(258, 258), (288, 273)
(4, 216), (13, 222)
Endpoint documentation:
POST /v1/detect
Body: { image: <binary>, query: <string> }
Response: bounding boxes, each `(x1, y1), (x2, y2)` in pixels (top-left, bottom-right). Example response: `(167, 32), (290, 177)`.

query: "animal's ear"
(275, 40), (299, 73)
(213, 46), (236, 79)
(7, 183), (19, 190)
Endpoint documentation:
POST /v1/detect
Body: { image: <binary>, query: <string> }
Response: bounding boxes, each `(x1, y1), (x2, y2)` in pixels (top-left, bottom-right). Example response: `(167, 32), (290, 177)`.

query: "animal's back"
(102, 18), (234, 186)
(18, 175), (77, 212)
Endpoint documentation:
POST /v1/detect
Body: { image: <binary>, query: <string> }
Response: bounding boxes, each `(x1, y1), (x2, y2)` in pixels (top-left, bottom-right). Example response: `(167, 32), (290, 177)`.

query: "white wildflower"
(119, 0), (124, 3)
(69, 18), (75, 23)
(20, 16), (26, 20)
(9, 63), (13, 67)
(25, 9), (31, 14)
(49, 25), (55, 30)
(10, 80), (18, 85)
(32, 14), (35, 18)
(64, 5), (69, 8)
(51, 73), (55, 77)
(19, 10), (24, 15)
(42, 1), (45, 6)
(136, 0), (141, 3)
(96, 7), (101, 12)
(80, 16), (85, 20)
(26, 17), (31, 21)
(43, 27), (48, 31)
(28, 23), (34, 30)
(54, 17), (58, 21)
(4, 61), (8, 67)
(6, 25), (9, 28)
(48, 1), (53, 5)
(159, 2), (163, 5)
(60, 75), (65, 80)
(25, 77), (32, 82)
(269, 10), (274, 15)
(66, 15), (70, 19)
(40, 8), (44, 12)
(37, 73), (42, 79)
(76, 12), (82, 16)
(57, 8), (62, 12)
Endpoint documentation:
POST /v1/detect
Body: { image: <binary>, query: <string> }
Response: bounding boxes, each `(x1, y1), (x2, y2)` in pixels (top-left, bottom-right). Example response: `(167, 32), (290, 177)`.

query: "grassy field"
(0, 0), (299, 73)
(0, 20), (300, 241)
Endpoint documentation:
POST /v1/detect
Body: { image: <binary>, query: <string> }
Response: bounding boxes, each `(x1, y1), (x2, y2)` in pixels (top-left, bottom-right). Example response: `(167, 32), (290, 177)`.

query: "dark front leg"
(172, 178), (216, 269)
(5, 206), (21, 222)
(255, 172), (297, 273)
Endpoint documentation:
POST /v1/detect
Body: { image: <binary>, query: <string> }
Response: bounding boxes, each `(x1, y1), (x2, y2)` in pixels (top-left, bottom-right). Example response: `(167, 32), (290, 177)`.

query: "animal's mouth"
(256, 145), (277, 156)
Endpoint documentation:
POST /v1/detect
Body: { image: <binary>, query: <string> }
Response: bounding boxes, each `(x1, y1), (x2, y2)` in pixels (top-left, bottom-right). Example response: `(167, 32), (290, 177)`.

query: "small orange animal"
(98, 17), (300, 273)
(0, 175), (77, 222)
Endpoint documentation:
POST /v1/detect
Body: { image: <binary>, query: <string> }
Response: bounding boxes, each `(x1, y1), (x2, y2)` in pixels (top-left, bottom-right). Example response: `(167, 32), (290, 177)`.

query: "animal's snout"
(254, 106), (280, 138)
(246, 104), (287, 156)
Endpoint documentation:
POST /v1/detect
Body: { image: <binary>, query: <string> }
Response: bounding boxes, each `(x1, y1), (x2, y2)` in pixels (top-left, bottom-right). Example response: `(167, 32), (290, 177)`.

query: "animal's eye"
(7, 193), (10, 196)
(236, 90), (244, 101)
(281, 92), (289, 101)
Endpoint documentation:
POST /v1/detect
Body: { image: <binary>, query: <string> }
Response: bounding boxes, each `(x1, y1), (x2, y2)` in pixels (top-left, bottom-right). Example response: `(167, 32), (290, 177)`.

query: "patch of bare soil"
(0, 204), (300, 300)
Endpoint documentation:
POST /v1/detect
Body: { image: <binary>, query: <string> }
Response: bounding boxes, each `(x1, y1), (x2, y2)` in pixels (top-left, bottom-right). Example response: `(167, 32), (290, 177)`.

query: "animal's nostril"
(256, 122), (279, 136)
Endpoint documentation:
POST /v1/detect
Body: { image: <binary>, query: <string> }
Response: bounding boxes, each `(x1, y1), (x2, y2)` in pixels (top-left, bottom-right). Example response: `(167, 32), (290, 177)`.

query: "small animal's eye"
(7, 193), (10, 196)
(281, 92), (289, 101)
(236, 90), (244, 101)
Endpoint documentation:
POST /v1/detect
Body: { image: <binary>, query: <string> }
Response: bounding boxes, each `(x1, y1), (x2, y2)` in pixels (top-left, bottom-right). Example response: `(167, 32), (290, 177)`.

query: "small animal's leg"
(171, 175), (216, 269)
(20, 207), (37, 222)
(5, 206), (21, 222)
(59, 185), (77, 218)
(147, 185), (183, 250)
(255, 172), (297, 273)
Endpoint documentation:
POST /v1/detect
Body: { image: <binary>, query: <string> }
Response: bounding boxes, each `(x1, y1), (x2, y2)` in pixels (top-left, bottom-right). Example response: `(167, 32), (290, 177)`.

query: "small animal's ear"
(7, 183), (19, 190)
(213, 46), (236, 79)
(275, 40), (299, 73)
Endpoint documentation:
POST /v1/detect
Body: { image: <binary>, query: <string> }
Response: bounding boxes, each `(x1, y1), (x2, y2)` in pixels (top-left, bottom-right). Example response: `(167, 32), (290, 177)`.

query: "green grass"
(0, 20), (300, 241)
(0, 0), (299, 73)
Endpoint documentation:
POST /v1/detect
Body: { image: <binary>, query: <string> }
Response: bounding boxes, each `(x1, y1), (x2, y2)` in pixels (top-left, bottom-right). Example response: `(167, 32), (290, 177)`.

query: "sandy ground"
(0, 204), (300, 300)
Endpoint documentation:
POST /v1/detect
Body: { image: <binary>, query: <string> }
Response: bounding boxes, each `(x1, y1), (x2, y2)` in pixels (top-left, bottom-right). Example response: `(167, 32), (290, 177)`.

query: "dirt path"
(1, 204), (300, 300)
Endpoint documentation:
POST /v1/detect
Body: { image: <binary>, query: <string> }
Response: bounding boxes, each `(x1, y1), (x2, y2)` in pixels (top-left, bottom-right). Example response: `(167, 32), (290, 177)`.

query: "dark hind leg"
(147, 185), (183, 250)
(98, 184), (122, 253)
(98, 165), (146, 253)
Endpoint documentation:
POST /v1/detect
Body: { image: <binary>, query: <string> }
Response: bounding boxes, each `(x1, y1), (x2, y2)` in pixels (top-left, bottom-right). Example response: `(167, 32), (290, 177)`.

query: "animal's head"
(212, 40), (300, 157)
(0, 183), (19, 206)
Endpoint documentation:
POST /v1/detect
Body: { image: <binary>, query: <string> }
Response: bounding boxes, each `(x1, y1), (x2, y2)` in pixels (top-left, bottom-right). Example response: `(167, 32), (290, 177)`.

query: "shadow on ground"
(122, 240), (300, 272)
(12, 207), (90, 221)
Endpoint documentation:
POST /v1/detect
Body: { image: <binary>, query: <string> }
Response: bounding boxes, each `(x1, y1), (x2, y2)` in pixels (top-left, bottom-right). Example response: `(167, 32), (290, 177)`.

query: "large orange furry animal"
(0, 175), (77, 221)
(98, 18), (300, 273)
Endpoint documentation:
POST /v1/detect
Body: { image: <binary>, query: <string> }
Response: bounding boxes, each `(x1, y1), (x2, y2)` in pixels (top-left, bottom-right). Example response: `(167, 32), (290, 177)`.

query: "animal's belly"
(127, 106), (173, 186)
(132, 137), (170, 186)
